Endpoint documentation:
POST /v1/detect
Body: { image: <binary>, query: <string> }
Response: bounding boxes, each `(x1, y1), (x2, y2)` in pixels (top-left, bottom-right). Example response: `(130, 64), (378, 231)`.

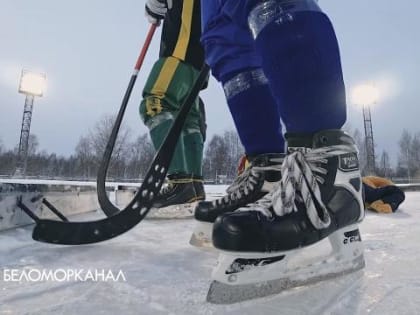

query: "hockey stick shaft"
(97, 24), (157, 217)
(135, 24), (156, 72)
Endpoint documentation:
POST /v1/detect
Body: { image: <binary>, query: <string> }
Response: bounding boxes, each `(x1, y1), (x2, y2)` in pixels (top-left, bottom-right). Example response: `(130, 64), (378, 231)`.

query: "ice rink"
(1, 188), (420, 315)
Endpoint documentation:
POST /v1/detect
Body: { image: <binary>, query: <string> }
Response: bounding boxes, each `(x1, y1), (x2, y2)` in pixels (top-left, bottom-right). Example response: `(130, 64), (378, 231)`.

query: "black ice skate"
(193, 175), (206, 201)
(190, 153), (284, 248)
(207, 130), (365, 304)
(147, 174), (205, 219)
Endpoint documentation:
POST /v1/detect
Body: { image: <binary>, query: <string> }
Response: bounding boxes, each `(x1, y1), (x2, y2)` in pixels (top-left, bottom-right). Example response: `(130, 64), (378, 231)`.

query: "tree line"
(0, 114), (418, 183)
(0, 114), (243, 182)
(346, 127), (415, 181)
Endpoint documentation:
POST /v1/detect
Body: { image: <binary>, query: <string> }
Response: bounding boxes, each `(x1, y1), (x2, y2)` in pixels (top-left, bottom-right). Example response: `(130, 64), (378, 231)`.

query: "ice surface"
(1, 188), (420, 315)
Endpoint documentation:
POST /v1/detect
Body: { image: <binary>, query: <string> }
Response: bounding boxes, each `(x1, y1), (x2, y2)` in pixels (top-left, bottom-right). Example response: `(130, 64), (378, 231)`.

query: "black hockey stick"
(31, 64), (210, 245)
(97, 24), (157, 217)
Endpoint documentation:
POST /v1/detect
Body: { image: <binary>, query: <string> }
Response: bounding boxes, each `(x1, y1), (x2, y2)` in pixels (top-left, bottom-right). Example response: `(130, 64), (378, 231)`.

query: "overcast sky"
(1, 0), (419, 166)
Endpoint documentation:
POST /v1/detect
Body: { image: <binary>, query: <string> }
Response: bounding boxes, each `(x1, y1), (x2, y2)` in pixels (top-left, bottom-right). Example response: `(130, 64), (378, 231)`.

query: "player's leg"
(191, 1), (284, 246)
(139, 0), (206, 213)
(183, 97), (206, 202)
(206, 2), (365, 302)
(213, 0), (364, 252)
(140, 57), (200, 210)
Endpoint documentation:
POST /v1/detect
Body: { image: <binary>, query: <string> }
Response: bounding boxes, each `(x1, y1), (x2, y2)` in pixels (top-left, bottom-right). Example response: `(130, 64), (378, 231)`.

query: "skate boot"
(147, 173), (205, 219)
(190, 153), (284, 248)
(207, 130), (365, 303)
(193, 175), (206, 202)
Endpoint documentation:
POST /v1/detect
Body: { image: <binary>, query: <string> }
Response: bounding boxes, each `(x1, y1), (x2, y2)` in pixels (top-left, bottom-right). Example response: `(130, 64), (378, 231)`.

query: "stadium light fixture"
(18, 70), (47, 97)
(351, 84), (379, 107)
(351, 84), (379, 175)
(14, 70), (47, 177)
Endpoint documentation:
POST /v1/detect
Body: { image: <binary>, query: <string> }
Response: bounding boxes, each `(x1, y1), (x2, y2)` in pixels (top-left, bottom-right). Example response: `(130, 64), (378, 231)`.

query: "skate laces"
(252, 145), (357, 229)
(213, 163), (281, 207)
(225, 166), (252, 194)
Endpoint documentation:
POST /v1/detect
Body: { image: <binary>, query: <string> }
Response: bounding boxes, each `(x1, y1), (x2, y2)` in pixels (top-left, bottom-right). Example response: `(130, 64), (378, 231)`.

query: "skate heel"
(329, 224), (364, 261)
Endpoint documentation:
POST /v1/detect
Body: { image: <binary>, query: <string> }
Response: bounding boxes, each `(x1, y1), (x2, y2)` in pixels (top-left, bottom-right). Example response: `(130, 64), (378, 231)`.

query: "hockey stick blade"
(207, 255), (365, 304)
(32, 64), (210, 245)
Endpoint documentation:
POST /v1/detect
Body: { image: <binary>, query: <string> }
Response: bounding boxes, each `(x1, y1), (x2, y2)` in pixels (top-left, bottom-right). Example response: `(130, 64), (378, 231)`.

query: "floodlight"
(14, 69), (47, 177)
(351, 84), (379, 106)
(18, 70), (46, 97)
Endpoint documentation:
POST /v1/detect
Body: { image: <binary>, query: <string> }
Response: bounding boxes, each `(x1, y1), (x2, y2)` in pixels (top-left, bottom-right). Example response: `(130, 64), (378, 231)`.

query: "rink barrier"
(0, 179), (226, 231)
(396, 183), (420, 192)
(5, 179), (416, 232)
(0, 179), (129, 232)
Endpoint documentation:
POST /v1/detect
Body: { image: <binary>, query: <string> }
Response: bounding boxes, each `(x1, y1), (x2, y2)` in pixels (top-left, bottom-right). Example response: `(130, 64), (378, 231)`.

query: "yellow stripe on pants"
(147, 57), (180, 116)
(173, 0), (194, 60)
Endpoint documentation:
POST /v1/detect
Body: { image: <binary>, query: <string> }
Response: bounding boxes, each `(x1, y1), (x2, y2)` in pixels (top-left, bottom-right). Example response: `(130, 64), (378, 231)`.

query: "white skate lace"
(213, 163), (282, 207)
(248, 144), (357, 230)
(225, 167), (252, 194)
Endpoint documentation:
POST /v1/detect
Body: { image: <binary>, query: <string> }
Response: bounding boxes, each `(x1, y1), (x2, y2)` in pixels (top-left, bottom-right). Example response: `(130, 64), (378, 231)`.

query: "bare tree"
(27, 134), (39, 156)
(126, 133), (155, 179)
(398, 129), (413, 180)
(203, 134), (230, 181)
(75, 136), (95, 179)
(89, 115), (129, 157)
(222, 130), (244, 179)
(87, 114), (132, 179)
(378, 150), (391, 178)
(0, 150), (15, 175)
(411, 132), (420, 178)
(25, 134), (41, 175)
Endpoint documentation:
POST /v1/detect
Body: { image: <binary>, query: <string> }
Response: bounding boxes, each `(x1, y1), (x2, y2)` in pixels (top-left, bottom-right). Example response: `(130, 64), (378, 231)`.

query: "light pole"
(351, 84), (379, 175)
(14, 70), (46, 177)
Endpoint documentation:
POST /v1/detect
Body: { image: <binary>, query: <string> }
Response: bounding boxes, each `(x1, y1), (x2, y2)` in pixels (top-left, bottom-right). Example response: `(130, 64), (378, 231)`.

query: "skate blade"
(145, 202), (197, 220)
(189, 222), (214, 250)
(207, 254), (365, 304)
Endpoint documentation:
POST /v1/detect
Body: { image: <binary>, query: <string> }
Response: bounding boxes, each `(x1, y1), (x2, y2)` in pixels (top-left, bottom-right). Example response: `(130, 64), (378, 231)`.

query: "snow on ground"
(1, 188), (420, 315)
